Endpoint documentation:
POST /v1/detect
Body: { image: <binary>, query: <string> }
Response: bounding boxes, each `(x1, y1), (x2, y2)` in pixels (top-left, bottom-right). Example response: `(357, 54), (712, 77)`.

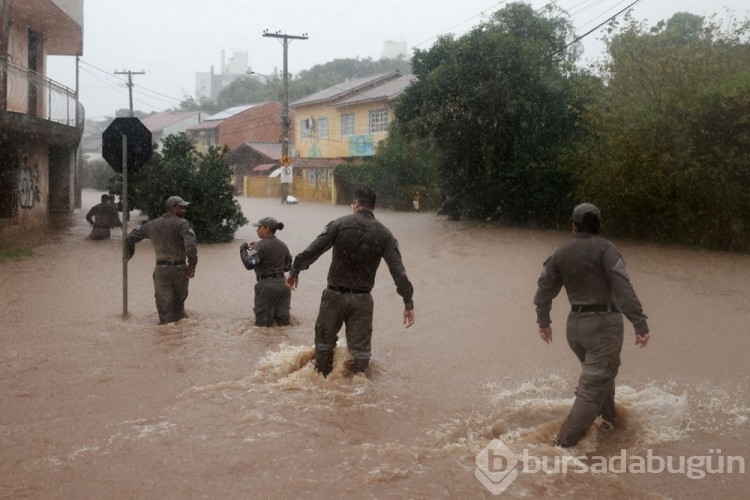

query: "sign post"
(102, 117), (153, 318)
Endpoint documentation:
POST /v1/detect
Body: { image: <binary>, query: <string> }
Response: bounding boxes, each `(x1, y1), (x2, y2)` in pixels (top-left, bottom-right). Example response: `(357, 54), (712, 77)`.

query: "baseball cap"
(165, 196), (190, 208)
(252, 216), (278, 229)
(571, 203), (601, 224)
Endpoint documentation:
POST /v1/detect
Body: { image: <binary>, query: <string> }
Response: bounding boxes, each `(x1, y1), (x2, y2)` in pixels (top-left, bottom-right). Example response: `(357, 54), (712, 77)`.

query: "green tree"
(112, 133), (247, 243)
(394, 2), (581, 223)
(575, 12), (750, 250)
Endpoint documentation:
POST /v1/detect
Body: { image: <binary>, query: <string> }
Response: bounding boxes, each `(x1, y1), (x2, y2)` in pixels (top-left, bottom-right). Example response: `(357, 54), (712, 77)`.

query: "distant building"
(195, 50), (249, 100)
(185, 102), (286, 153)
(140, 111), (201, 151)
(382, 39), (408, 59)
(0, 0), (84, 241)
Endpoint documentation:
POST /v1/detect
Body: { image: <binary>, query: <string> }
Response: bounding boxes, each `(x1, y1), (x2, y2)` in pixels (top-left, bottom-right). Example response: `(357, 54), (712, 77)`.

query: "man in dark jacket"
(125, 196), (198, 324)
(286, 187), (415, 377)
(534, 203), (650, 447)
(86, 194), (122, 240)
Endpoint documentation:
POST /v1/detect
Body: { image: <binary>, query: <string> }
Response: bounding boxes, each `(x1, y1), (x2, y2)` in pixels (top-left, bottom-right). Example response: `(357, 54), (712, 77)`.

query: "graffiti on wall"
(18, 156), (41, 209)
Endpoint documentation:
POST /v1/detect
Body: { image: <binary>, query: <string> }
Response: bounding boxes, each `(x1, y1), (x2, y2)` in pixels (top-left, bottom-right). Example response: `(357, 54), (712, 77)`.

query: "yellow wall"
(293, 101), (391, 159)
(243, 176), (333, 203)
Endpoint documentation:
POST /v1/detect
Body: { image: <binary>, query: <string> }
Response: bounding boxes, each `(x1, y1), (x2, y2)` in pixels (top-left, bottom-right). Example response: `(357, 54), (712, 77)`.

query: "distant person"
(436, 193), (462, 221)
(533, 203), (650, 447)
(240, 216), (292, 327)
(286, 187), (415, 377)
(125, 196), (198, 325)
(86, 193), (122, 239)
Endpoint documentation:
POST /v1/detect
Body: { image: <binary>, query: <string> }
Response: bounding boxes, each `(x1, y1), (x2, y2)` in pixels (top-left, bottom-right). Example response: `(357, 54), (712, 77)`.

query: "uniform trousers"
(314, 288), (373, 360)
(557, 312), (624, 446)
(153, 266), (189, 324)
(253, 278), (291, 327)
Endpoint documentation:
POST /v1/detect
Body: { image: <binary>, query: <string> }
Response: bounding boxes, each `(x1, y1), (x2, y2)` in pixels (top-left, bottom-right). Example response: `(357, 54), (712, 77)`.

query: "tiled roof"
(335, 75), (415, 107)
(253, 163), (277, 171)
(205, 102), (267, 121)
(140, 111), (200, 132)
(290, 157), (343, 169)
(290, 72), (401, 107)
(244, 142), (282, 160)
(187, 120), (221, 131)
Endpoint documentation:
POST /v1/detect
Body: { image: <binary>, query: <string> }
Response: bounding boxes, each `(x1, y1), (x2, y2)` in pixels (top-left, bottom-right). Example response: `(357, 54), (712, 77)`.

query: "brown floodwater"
(1, 189), (748, 499)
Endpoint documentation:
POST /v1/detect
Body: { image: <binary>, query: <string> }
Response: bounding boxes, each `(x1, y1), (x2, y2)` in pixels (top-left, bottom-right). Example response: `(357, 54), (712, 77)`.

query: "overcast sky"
(46, 0), (749, 120)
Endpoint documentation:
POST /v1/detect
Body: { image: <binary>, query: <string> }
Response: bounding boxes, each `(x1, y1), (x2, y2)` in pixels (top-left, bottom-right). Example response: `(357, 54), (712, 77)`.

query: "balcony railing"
(0, 56), (84, 129)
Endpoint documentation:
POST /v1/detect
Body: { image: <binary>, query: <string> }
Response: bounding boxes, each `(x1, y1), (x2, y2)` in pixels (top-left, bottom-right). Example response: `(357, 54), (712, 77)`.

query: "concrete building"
(195, 50), (249, 100)
(0, 0), (84, 242)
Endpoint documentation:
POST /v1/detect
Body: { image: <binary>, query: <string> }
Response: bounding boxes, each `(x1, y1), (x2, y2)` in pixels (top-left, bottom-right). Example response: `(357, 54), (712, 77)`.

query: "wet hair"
(101, 194), (109, 202)
(574, 212), (600, 234)
(354, 187), (377, 209)
(270, 222), (284, 232)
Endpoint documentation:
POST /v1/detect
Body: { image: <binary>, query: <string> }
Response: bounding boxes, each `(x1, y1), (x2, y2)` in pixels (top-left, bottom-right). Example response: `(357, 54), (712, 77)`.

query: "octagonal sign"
(102, 117), (153, 173)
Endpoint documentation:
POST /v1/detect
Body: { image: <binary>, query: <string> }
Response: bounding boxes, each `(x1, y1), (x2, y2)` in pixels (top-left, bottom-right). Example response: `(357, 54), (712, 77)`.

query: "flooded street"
(1, 189), (749, 498)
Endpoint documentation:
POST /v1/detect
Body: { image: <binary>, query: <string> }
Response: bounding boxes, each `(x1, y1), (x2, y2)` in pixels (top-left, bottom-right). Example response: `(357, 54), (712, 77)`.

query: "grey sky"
(47, 0), (749, 120)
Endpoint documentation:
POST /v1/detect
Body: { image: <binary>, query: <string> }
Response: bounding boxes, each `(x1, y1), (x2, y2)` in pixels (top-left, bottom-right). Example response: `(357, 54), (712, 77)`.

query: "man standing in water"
(533, 203), (650, 447)
(86, 194), (122, 240)
(125, 196), (197, 324)
(286, 187), (415, 377)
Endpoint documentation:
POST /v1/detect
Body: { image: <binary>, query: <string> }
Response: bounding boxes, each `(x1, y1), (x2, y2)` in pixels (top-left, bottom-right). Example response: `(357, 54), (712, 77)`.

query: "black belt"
(571, 304), (619, 313)
(257, 272), (285, 281)
(156, 260), (186, 266)
(328, 285), (369, 294)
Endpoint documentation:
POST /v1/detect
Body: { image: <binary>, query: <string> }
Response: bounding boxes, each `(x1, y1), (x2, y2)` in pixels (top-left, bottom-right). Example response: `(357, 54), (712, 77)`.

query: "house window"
(317, 117), (329, 139)
(341, 114), (355, 136)
(369, 109), (388, 133)
(301, 119), (312, 139)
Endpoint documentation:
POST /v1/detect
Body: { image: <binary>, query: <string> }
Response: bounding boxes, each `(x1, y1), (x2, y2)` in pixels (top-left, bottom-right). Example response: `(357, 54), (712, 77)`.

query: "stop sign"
(102, 117), (153, 173)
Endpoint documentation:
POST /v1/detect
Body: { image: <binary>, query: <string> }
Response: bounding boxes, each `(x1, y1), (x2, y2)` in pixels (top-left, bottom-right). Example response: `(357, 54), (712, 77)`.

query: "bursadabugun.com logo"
(475, 439), (746, 495)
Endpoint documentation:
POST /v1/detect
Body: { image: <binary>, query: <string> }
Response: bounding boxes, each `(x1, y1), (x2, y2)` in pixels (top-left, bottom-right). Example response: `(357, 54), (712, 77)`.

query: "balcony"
(0, 56), (84, 145)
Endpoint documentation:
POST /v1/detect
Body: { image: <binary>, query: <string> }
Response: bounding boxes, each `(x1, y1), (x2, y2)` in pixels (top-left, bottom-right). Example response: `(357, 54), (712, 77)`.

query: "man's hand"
(286, 275), (298, 290)
(635, 333), (650, 348)
(403, 309), (415, 328)
(186, 267), (195, 278)
(539, 325), (552, 344)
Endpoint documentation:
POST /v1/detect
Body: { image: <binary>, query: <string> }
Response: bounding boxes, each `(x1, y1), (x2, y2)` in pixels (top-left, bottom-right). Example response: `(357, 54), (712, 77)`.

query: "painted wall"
(293, 101), (391, 159)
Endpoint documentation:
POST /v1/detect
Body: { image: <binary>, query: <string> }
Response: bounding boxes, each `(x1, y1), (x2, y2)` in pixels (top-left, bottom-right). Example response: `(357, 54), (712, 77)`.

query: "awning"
(253, 163), (278, 172)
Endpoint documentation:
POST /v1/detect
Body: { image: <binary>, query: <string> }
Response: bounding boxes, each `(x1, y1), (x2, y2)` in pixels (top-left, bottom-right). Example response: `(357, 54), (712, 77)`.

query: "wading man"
(533, 203), (650, 447)
(286, 187), (415, 377)
(125, 196), (198, 324)
(86, 194), (122, 240)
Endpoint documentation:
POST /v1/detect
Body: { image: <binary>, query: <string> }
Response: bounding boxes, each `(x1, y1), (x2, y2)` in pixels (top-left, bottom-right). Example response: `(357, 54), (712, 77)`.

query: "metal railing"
(0, 56), (84, 129)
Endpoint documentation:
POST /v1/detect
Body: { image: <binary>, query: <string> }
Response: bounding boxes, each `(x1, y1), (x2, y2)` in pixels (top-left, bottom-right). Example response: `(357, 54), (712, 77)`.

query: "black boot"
(346, 358), (369, 376)
(315, 350), (333, 378)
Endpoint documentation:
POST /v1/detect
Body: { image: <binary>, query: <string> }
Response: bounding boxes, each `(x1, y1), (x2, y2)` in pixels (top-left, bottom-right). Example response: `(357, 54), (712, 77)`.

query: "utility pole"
(114, 69), (145, 117)
(262, 30), (307, 203)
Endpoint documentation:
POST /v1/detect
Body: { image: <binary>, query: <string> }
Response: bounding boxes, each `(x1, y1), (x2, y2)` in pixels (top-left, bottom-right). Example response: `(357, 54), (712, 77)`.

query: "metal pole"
(122, 134), (129, 318)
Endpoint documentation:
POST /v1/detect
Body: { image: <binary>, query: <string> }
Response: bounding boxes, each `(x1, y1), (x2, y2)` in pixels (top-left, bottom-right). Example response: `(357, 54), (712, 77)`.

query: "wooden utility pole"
(262, 30), (308, 202)
(114, 69), (145, 117)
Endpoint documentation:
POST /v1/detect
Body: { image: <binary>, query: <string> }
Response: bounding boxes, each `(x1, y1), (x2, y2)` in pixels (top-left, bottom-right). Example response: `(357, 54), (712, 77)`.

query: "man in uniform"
(86, 194), (122, 240)
(240, 216), (292, 327)
(286, 187), (415, 377)
(534, 203), (650, 447)
(125, 196), (198, 324)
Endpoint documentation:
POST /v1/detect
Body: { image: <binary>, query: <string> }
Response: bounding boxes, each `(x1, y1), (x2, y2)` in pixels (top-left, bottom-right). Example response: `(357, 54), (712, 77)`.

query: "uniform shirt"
(290, 209), (414, 310)
(240, 235), (291, 276)
(86, 202), (121, 228)
(534, 232), (649, 334)
(125, 212), (198, 268)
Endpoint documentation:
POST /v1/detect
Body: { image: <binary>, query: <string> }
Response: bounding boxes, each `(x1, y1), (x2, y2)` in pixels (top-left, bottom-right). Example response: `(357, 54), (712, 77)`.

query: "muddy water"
(1, 189), (748, 499)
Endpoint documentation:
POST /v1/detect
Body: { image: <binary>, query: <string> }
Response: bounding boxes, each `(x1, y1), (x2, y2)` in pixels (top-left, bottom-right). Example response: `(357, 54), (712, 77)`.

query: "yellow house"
(290, 71), (415, 159)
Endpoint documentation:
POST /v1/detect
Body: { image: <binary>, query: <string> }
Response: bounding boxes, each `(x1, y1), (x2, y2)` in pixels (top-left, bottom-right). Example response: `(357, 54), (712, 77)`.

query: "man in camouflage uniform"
(286, 187), (415, 377)
(125, 196), (198, 324)
(534, 203), (650, 447)
(86, 194), (122, 240)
